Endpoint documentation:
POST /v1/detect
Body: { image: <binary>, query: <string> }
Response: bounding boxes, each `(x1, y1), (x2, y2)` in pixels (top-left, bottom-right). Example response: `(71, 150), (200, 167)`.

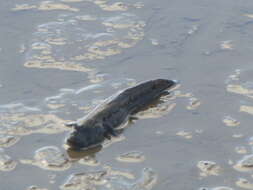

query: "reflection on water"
(66, 145), (102, 159)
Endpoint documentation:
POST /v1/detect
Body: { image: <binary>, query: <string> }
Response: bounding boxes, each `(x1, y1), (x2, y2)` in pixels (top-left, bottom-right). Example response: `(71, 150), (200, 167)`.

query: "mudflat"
(1, 0), (253, 189)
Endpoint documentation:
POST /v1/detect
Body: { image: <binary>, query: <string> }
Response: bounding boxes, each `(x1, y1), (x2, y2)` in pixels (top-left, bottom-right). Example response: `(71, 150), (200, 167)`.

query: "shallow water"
(2, 0), (253, 189)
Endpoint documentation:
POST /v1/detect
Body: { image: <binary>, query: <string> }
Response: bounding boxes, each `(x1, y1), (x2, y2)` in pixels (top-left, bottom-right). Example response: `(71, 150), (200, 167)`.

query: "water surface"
(1, 0), (253, 189)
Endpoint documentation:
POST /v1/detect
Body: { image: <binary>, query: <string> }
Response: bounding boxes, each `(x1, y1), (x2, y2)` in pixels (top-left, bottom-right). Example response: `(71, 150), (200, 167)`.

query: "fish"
(66, 79), (177, 150)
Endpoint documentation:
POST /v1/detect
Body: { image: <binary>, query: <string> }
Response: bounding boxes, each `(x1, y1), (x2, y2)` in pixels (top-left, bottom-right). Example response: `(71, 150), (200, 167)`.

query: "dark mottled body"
(66, 79), (177, 149)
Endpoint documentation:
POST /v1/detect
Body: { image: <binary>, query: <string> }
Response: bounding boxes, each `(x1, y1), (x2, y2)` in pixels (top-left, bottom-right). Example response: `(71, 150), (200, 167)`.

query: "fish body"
(66, 79), (177, 149)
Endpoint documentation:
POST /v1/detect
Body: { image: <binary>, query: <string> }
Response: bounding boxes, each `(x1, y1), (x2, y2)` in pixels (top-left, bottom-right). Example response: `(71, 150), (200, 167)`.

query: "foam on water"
(61, 167), (156, 190)
(116, 151), (145, 163)
(197, 160), (221, 177)
(20, 146), (71, 171)
(0, 148), (17, 171)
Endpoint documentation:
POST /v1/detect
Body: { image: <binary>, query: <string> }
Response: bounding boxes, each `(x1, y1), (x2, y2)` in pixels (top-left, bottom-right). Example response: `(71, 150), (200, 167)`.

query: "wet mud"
(2, 0), (253, 189)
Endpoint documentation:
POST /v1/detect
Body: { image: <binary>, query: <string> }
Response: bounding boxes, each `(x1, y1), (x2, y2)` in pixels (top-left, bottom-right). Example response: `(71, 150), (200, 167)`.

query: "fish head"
(153, 79), (178, 90)
(66, 125), (105, 150)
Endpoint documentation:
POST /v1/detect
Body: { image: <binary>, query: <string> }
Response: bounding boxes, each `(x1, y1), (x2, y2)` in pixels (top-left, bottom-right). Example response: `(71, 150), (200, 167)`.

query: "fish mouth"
(66, 136), (103, 151)
(171, 79), (179, 85)
(66, 145), (102, 158)
(167, 79), (179, 90)
(157, 79), (179, 97)
(66, 138), (83, 150)
(67, 143), (101, 151)
(66, 125), (106, 150)
(155, 79), (179, 94)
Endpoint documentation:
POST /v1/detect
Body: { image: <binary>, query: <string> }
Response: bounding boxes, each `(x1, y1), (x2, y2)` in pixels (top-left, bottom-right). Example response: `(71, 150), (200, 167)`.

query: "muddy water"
(1, 0), (253, 189)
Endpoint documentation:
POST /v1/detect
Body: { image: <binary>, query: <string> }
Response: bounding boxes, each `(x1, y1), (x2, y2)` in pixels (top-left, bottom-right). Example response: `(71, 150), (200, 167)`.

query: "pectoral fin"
(104, 123), (118, 137)
(104, 132), (111, 140)
(129, 115), (138, 121)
